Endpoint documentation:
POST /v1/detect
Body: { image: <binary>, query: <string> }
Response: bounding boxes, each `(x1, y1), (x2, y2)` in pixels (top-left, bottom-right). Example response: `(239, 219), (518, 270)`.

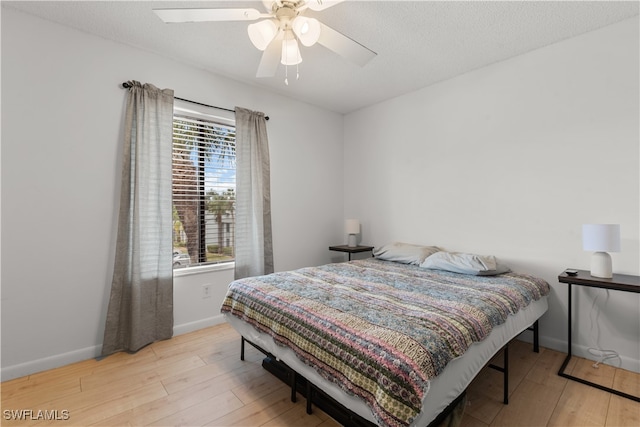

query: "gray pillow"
(419, 251), (510, 276)
(373, 242), (441, 265)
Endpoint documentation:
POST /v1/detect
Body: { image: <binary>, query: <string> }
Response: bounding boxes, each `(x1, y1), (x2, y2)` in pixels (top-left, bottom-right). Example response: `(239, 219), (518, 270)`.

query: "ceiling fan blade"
(153, 8), (265, 23)
(256, 37), (281, 78)
(317, 23), (376, 67)
(306, 0), (345, 12)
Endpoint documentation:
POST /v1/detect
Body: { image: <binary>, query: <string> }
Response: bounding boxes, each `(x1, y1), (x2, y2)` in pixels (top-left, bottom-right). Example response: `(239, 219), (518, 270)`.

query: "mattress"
(221, 258), (550, 426)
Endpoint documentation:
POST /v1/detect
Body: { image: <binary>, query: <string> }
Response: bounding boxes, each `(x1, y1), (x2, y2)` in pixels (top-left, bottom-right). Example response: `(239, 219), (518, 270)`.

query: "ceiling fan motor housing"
(275, 2), (300, 30)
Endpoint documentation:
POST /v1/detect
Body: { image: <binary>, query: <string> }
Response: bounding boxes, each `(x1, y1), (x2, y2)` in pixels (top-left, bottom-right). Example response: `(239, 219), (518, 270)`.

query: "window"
(172, 112), (236, 269)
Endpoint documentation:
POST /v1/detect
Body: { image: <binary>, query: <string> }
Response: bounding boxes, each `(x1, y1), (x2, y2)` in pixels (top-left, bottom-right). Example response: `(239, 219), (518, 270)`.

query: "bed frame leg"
(503, 343), (509, 404)
(290, 369), (297, 403)
(240, 336), (298, 403)
(306, 381), (313, 414)
(526, 320), (540, 353)
(489, 342), (509, 405)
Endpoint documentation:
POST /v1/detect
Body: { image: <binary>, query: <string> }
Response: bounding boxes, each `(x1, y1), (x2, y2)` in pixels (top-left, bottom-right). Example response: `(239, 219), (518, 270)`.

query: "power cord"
(588, 348), (620, 369)
(588, 289), (620, 369)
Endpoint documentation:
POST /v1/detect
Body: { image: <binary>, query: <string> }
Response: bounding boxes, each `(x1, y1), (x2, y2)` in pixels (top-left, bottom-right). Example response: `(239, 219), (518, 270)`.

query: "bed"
(221, 253), (550, 427)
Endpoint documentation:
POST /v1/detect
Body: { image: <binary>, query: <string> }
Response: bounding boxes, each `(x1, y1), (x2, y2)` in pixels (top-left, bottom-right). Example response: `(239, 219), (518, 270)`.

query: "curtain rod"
(121, 82), (269, 121)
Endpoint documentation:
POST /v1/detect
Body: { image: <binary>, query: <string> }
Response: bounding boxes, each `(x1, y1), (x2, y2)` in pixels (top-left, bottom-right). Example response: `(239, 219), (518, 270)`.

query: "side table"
(329, 245), (374, 261)
(558, 269), (640, 402)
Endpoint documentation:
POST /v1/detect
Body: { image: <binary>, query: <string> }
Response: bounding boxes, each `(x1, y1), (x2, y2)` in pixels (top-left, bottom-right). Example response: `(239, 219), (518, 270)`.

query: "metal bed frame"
(238, 320), (540, 427)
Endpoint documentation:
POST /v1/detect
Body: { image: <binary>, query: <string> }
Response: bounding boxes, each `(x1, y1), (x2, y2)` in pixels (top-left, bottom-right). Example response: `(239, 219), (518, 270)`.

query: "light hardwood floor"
(1, 323), (639, 426)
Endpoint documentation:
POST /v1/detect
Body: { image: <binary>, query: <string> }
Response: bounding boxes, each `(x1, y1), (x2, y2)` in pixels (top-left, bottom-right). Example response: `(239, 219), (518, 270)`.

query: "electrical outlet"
(202, 284), (213, 299)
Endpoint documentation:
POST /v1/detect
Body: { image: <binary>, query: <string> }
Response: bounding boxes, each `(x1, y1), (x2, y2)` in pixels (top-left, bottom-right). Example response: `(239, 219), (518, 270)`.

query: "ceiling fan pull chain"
(285, 64), (289, 85)
(296, 62), (300, 80)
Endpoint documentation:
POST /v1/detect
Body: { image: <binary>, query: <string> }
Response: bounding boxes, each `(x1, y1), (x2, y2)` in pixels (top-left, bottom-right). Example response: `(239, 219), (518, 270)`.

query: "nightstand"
(558, 269), (640, 402)
(329, 245), (374, 261)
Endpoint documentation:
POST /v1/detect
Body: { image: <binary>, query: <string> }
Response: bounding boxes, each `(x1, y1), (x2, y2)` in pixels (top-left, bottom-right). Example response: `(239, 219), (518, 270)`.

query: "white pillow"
(419, 251), (510, 276)
(373, 242), (441, 265)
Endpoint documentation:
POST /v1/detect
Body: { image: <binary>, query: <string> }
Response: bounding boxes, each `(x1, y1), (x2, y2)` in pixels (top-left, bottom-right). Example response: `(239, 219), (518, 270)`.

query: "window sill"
(173, 262), (234, 278)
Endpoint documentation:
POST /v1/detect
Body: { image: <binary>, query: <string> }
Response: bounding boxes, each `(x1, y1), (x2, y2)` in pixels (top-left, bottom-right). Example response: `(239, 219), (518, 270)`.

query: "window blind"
(172, 114), (236, 268)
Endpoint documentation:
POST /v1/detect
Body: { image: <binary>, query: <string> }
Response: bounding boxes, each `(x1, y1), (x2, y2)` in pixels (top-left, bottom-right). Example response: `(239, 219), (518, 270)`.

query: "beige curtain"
(102, 81), (174, 356)
(234, 107), (274, 279)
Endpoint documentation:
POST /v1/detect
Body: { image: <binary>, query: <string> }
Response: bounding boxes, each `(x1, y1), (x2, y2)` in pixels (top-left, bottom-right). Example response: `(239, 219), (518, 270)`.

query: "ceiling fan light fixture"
(292, 16), (321, 47)
(281, 32), (302, 65)
(248, 19), (278, 51)
(156, 0), (376, 81)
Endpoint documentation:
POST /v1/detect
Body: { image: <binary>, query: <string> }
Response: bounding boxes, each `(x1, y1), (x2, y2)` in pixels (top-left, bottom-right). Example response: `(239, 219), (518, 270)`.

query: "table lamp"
(345, 219), (360, 247)
(582, 224), (620, 278)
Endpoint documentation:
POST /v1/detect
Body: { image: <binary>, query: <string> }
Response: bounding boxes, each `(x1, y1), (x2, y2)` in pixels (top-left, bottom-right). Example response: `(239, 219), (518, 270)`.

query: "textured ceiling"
(4, 1), (639, 113)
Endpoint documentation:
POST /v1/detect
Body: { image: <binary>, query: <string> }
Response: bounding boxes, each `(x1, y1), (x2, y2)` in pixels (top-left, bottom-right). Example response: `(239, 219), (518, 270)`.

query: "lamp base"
(347, 234), (357, 247)
(590, 251), (612, 278)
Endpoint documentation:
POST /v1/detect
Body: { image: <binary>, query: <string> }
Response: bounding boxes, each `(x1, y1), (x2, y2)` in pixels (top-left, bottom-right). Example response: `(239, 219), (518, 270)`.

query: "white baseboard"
(4, 325), (637, 382)
(1, 345), (101, 382)
(538, 335), (640, 374)
(1, 315), (228, 382)
(172, 314), (227, 336)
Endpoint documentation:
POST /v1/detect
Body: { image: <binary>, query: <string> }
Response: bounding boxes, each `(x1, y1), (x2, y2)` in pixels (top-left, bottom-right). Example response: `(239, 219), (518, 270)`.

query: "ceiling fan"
(154, 0), (377, 84)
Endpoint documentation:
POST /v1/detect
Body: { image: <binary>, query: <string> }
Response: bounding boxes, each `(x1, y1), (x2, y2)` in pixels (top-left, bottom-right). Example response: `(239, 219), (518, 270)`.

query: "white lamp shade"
(292, 16), (321, 47)
(582, 224), (621, 252)
(248, 19), (278, 51)
(345, 219), (359, 247)
(345, 219), (360, 234)
(281, 33), (302, 65)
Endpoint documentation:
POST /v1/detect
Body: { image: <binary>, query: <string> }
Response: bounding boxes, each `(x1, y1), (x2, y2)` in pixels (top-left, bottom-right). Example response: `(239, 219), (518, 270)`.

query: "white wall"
(1, 7), (344, 380)
(3, 7), (638, 382)
(344, 18), (640, 371)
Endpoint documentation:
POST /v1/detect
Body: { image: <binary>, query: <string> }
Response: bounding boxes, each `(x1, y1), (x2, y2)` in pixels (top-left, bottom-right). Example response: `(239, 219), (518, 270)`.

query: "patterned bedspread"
(220, 258), (550, 427)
